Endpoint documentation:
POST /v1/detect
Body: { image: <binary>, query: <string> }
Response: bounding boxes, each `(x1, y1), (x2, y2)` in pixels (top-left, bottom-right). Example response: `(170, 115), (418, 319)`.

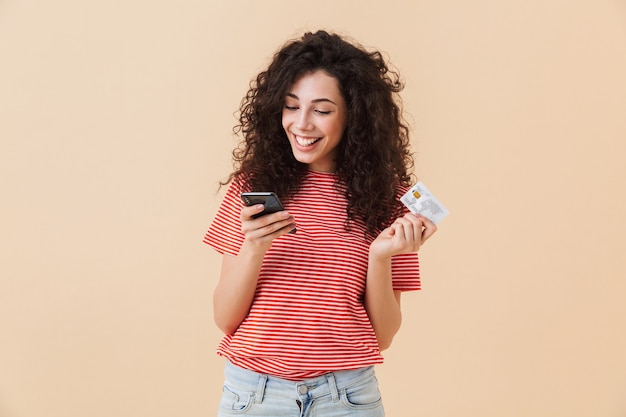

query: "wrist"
(368, 247), (392, 264)
(240, 239), (271, 260)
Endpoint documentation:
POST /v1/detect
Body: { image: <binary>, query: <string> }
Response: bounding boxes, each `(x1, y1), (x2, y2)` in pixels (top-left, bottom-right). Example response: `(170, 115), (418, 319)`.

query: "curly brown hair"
(223, 30), (415, 235)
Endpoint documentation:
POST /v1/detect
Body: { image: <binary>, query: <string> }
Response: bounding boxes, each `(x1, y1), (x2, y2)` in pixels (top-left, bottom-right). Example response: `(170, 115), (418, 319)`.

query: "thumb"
(381, 225), (396, 237)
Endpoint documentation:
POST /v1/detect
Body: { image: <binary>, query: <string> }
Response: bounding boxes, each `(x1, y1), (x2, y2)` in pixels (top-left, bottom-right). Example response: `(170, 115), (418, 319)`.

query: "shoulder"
(393, 180), (413, 201)
(396, 182), (411, 195)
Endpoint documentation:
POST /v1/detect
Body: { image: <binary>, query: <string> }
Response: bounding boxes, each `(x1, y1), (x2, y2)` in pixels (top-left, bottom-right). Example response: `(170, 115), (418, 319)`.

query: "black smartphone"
(240, 192), (296, 233)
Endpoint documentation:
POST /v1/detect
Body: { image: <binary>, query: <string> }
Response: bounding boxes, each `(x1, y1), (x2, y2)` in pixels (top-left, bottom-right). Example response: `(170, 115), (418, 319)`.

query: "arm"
(364, 255), (403, 351)
(212, 249), (264, 335)
(213, 204), (296, 335)
(365, 213), (437, 351)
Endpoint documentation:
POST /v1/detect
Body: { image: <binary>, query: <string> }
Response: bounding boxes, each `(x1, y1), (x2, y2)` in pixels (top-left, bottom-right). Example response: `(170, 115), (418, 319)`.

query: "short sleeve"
(391, 252), (420, 291)
(202, 180), (246, 256)
(389, 183), (421, 291)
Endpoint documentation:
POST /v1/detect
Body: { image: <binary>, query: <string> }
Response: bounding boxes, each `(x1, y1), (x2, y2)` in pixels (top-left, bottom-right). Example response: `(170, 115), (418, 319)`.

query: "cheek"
(281, 111), (295, 129)
(328, 120), (345, 137)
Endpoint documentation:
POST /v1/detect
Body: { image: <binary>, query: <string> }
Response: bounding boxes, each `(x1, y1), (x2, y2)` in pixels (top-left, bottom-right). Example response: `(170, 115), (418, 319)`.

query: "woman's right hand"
(213, 204), (295, 334)
(240, 204), (296, 249)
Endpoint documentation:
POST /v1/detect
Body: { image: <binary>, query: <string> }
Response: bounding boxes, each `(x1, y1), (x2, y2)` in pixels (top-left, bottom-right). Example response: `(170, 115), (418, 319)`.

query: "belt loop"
(255, 374), (268, 404)
(326, 372), (339, 403)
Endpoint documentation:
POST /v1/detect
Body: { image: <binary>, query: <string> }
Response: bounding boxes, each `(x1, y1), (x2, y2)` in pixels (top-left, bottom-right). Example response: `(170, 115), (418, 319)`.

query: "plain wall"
(1, 1), (625, 416)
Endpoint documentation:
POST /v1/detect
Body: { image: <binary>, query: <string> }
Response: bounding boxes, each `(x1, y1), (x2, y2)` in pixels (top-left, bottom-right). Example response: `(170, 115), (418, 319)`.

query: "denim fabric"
(217, 361), (385, 417)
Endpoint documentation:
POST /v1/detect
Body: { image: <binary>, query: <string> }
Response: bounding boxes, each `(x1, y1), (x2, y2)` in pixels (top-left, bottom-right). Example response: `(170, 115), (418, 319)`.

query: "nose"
(296, 110), (313, 131)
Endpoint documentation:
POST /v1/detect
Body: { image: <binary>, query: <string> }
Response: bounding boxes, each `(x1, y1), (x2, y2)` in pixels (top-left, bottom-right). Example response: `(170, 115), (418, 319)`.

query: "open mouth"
(294, 135), (322, 147)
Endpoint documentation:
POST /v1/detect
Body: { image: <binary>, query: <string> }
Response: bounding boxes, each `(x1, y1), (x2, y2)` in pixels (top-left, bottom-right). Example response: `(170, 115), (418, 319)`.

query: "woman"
(204, 30), (437, 417)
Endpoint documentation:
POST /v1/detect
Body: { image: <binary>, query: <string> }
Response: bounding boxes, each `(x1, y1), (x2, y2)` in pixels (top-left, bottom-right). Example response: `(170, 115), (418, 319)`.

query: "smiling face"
(282, 70), (347, 173)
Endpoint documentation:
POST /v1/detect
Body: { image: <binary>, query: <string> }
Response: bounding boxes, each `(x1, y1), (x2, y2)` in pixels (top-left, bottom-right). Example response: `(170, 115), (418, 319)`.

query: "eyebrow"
(285, 93), (337, 105)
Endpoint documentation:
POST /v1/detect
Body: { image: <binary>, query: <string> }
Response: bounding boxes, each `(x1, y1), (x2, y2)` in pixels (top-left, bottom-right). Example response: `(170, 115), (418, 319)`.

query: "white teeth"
(295, 135), (320, 146)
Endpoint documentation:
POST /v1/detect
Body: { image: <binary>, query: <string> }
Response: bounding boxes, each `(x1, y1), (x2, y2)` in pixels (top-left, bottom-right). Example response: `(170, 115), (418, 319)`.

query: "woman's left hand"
(370, 213), (437, 258)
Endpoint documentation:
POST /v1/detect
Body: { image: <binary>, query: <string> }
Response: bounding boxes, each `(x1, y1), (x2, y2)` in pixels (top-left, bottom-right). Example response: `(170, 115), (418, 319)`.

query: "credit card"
(400, 182), (449, 225)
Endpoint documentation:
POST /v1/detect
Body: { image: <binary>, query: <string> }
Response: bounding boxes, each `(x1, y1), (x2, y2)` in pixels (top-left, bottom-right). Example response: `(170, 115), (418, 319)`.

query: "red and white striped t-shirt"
(203, 170), (420, 380)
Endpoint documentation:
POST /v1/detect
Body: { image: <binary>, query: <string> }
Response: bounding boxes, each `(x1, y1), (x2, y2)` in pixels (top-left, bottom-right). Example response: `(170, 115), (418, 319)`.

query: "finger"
(380, 224), (396, 238)
(401, 219), (417, 244)
(394, 214), (419, 248)
(258, 212), (296, 236)
(241, 204), (265, 221)
(402, 213), (425, 245)
(417, 215), (438, 242)
(243, 216), (296, 241)
(394, 217), (420, 251)
(391, 219), (407, 240)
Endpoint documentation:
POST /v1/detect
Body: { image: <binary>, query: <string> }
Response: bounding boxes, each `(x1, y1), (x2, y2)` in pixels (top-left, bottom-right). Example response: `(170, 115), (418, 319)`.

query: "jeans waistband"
(223, 360), (376, 404)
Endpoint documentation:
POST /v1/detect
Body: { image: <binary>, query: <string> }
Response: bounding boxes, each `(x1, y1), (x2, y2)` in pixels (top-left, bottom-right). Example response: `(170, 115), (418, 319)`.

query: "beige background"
(1, 0), (625, 416)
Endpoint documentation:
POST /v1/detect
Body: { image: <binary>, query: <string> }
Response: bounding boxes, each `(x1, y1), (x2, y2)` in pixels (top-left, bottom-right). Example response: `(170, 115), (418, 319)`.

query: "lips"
(294, 134), (321, 147)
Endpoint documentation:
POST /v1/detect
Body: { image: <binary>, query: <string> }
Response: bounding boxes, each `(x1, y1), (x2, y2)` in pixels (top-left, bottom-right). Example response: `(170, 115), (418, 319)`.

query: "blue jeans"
(217, 361), (385, 417)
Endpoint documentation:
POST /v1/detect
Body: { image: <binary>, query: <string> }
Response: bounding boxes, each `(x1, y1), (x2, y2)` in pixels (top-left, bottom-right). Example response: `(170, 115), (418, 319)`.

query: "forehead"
(288, 70), (343, 100)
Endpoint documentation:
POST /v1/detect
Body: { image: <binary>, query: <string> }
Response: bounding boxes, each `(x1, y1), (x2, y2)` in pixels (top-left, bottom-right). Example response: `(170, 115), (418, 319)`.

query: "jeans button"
(298, 385), (308, 395)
